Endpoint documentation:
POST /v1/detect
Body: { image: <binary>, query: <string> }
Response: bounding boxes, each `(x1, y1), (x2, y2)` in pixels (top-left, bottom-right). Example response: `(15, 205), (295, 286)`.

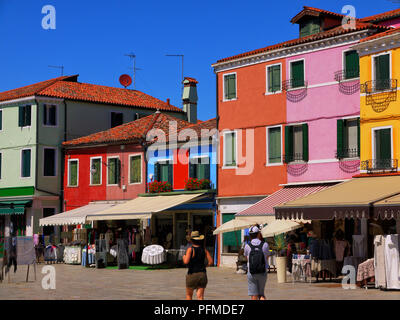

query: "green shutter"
(0, 153), (2, 180)
(108, 159), (116, 184)
(69, 161), (78, 186)
(337, 119), (344, 158)
(189, 160), (196, 178)
(154, 162), (160, 181)
(204, 158), (210, 181)
(302, 124), (309, 162)
(357, 118), (360, 157)
(379, 129), (391, 160)
(268, 127), (281, 163)
(225, 74), (236, 99)
(222, 214), (241, 248)
(92, 159), (101, 184)
(25, 105), (31, 127)
(376, 54), (390, 81)
(345, 51), (359, 79)
(284, 126), (293, 163)
(272, 65), (281, 92)
(167, 161), (173, 185)
(19, 106), (24, 127)
(267, 67), (273, 92)
(22, 150), (31, 177)
(291, 61), (304, 88)
(130, 156), (141, 183)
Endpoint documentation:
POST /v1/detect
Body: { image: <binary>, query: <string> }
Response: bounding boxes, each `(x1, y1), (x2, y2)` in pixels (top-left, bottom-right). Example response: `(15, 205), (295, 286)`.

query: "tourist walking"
(183, 231), (213, 300)
(244, 225), (270, 300)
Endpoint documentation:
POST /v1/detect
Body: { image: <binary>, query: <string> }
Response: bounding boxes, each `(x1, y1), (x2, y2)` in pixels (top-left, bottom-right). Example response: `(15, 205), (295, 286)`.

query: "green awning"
(0, 200), (31, 215)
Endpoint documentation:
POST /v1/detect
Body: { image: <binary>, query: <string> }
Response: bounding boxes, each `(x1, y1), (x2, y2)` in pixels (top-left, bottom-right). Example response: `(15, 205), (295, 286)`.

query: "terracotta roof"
(360, 8), (400, 23)
(63, 112), (191, 147)
(359, 27), (400, 42)
(183, 77), (198, 84)
(216, 22), (389, 64)
(39, 81), (183, 113)
(0, 75), (78, 102)
(0, 75), (183, 113)
(290, 6), (345, 24)
(176, 118), (217, 142)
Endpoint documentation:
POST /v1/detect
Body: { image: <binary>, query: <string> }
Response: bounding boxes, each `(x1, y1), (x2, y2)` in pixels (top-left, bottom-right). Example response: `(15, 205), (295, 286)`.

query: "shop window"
(21, 149), (31, 178)
(224, 73), (236, 100)
(222, 213), (240, 253)
(189, 157), (210, 180)
(111, 112), (123, 128)
(43, 208), (56, 236)
(18, 105), (31, 127)
(154, 160), (173, 185)
(267, 64), (281, 93)
(43, 148), (57, 176)
(223, 131), (237, 167)
(43, 104), (57, 126)
(284, 124), (308, 163)
(68, 159), (78, 186)
(107, 157), (121, 185)
(267, 126), (282, 164)
(90, 157), (102, 185)
(129, 155), (142, 184)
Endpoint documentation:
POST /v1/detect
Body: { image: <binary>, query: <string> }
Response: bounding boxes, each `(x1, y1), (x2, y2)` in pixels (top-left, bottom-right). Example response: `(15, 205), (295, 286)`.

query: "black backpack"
(248, 242), (266, 274)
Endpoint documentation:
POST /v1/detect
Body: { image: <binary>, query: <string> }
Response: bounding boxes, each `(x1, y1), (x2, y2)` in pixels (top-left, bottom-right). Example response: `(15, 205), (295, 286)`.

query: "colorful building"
(0, 75), (186, 241)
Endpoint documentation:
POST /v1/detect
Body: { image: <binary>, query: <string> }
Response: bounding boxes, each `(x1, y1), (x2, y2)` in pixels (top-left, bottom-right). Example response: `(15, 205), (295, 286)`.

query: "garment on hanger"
(384, 234), (400, 289)
(334, 240), (349, 262)
(374, 235), (386, 289)
(352, 235), (366, 259)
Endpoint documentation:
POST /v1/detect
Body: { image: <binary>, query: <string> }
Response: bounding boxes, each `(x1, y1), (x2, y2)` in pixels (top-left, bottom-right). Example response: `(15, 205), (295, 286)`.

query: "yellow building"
(352, 29), (400, 173)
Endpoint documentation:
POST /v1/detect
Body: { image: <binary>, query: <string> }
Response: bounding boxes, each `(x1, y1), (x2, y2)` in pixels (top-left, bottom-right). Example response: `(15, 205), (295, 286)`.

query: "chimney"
(182, 77), (198, 124)
(166, 98), (170, 105)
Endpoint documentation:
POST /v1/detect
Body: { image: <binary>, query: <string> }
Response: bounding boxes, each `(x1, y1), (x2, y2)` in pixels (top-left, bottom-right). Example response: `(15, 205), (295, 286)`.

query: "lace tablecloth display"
(357, 258), (375, 282)
(64, 246), (82, 264)
(141, 245), (166, 265)
(292, 254), (312, 282)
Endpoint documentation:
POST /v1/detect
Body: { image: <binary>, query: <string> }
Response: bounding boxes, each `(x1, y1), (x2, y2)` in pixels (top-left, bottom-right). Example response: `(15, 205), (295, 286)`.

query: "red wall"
(217, 58), (288, 198)
(64, 145), (146, 211)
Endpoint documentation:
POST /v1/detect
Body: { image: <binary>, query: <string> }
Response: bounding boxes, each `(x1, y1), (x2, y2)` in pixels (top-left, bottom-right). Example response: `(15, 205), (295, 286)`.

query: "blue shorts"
(247, 272), (267, 296)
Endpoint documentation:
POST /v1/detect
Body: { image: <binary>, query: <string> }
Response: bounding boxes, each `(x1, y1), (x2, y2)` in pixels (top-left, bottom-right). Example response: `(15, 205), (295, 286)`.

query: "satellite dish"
(119, 74), (132, 88)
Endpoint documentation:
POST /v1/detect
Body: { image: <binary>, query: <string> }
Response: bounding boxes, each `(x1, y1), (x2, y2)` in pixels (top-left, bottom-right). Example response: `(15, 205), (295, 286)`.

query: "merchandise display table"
(142, 245), (166, 265)
(64, 246), (82, 265)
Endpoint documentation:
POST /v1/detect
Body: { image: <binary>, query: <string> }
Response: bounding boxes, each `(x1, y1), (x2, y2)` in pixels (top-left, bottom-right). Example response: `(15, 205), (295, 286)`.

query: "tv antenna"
(48, 65), (64, 76)
(124, 53), (142, 89)
(165, 54), (184, 97)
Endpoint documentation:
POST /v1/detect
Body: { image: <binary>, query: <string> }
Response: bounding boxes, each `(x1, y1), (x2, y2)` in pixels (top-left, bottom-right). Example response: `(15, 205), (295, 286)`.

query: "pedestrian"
(183, 231), (213, 300)
(244, 225), (270, 300)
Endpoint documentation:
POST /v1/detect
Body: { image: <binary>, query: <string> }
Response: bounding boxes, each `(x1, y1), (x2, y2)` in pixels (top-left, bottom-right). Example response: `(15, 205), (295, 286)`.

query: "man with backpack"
(244, 225), (270, 300)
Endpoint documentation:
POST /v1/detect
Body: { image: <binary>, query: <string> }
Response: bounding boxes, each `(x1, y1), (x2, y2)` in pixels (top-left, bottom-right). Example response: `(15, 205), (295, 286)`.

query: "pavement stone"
(0, 264), (399, 300)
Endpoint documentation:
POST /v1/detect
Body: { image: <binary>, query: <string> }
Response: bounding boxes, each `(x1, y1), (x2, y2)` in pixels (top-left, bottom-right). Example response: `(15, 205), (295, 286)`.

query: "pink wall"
(286, 44), (360, 183)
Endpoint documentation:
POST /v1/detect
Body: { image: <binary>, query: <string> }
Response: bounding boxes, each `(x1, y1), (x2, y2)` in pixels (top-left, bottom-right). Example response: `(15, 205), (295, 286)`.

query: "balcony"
(360, 159), (398, 173)
(284, 153), (305, 164)
(361, 79), (398, 94)
(282, 79), (308, 91)
(334, 69), (360, 82)
(335, 148), (359, 159)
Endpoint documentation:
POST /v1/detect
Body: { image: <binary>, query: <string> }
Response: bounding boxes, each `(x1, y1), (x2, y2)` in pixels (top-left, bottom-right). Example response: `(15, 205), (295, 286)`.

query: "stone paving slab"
(0, 264), (399, 300)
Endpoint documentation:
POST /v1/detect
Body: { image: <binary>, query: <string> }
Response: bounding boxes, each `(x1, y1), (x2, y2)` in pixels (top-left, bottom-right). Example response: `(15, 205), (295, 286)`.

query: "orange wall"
(217, 59), (287, 197)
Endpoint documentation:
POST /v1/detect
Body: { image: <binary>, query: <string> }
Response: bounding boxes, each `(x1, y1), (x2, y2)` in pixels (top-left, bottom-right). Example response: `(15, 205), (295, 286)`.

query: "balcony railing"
(336, 148), (359, 159)
(282, 79), (308, 91)
(334, 69), (360, 82)
(360, 159), (398, 173)
(284, 153), (305, 164)
(361, 79), (398, 94)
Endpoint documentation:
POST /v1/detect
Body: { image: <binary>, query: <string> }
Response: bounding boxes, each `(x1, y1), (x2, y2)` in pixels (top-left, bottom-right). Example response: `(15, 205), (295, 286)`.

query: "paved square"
(0, 263), (399, 300)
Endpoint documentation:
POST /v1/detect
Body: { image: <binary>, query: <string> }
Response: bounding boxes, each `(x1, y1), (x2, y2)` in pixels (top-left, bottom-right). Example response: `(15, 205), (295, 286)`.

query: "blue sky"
(0, 0), (398, 121)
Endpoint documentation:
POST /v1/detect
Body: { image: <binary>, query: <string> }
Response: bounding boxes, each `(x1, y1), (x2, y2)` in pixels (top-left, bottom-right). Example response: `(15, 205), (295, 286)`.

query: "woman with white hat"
(183, 231), (213, 300)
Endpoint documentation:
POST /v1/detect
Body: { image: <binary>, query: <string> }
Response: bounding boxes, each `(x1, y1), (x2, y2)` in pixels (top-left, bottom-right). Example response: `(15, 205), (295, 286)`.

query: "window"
(373, 53), (390, 90)
(18, 105), (31, 127)
(43, 104), (57, 126)
(284, 124), (308, 163)
(222, 213), (240, 253)
(107, 157), (121, 185)
(267, 126), (282, 164)
(223, 73), (236, 100)
(344, 50), (359, 80)
(68, 159), (78, 186)
(111, 112), (123, 128)
(290, 60), (305, 88)
(42, 208), (56, 236)
(90, 157), (102, 185)
(0, 109), (2, 130)
(21, 149), (31, 178)
(189, 157), (210, 180)
(337, 119), (360, 158)
(43, 148), (56, 176)
(154, 160), (173, 185)
(267, 64), (281, 93)
(223, 131), (237, 167)
(299, 18), (320, 37)
(374, 128), (392, 161)
(129, 155), (142, 184)
(0, 153), (2, 179)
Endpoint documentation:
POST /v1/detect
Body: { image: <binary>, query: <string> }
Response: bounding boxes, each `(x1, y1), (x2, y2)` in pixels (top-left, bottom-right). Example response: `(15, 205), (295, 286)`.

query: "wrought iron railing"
(282, 79), (308, 91)
(360, 159), (398, 173)
(336, 148), (359, 159)
(284, 153), (305, 164)
(334, 69), (360, 82)
(361, 79), (398, 94)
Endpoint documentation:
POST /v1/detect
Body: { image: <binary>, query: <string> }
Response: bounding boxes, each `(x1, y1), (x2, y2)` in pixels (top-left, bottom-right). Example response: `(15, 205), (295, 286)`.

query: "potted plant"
(271, 233), (288, 283)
